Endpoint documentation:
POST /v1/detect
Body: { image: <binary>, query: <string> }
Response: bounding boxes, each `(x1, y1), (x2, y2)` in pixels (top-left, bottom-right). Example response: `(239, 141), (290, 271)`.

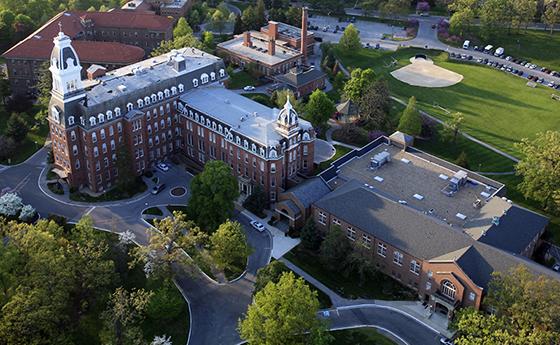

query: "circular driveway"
(314, 139), (336, 164)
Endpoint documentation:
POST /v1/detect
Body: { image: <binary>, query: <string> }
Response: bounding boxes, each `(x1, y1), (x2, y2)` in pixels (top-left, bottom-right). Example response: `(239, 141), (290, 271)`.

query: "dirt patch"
(391, 57), (463, 88)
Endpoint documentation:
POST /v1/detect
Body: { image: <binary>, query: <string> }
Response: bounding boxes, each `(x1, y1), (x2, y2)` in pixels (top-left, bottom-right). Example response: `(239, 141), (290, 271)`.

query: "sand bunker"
(391, 57), (463, 88)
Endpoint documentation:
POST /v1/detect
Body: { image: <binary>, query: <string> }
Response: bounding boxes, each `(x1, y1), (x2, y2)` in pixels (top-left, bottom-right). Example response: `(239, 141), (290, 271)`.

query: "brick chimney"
(242, 31), (252, 47)
(268, 39), (276, 56)
(268, 21), (279, 41)
(301, 7), (308, 63)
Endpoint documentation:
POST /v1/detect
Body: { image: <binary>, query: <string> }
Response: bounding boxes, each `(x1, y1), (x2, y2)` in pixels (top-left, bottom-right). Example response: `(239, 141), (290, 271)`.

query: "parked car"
(553, 264), (560, 272)
(440, 338), (454, 345)
(151, 184), (166, 195)
(462, 40), (470, 49)
(243, 85), (256, 91)
(250, 220), (265, 232)
(537, 77), (544, 83)
(157, 162), (170, 172)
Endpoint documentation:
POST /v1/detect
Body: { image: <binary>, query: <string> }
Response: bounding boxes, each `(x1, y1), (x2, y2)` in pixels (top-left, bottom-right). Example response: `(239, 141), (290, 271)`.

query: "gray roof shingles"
(290, 177), (331, 209)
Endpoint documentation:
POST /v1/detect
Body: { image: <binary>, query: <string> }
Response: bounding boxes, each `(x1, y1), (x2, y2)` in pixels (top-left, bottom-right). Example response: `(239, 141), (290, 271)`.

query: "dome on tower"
(277, 95), (299, 128)
(50, 31), (80, 71)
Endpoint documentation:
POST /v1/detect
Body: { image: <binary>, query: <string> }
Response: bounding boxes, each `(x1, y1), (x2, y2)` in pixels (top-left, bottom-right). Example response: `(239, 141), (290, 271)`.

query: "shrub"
(146, 282), (184, 320)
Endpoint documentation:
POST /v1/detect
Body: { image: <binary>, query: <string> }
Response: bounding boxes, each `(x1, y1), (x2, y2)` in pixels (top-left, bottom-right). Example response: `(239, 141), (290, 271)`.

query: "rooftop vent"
(117, 84), (127, 92)
(491, 216), (500, 226)
(413, 194), (424, 200)
(456, 213), (467, 220)
(480, 191), (491, 198)
(374, 176), (384, 182)
(400, 158), (411, 164)
(473, 199), (482, 208)
(439, 174), (448, 180)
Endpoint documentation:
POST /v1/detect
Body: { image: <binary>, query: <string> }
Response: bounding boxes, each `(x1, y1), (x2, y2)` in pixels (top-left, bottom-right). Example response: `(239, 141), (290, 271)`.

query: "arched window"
(68, 116), (75, 125)
(269, 148), (277, 158)
(106, 110), (113, 120)
(192, 79), (198, 87)
(164, 89), (170, 98)
(137, 99), (144, 108)
(171, 86), (177, 95)
(98, 113), (105, 123)
(441, 280), (456, 300)
(158, 91), (163, 100)
(219, 68), (225, 77)
(201, 73), (209, 84)
(115, 107), (121, 116)
(151, 94), (157, 103)
(210, 72), (216, 80)
(127, 103), (133, 111)
(178, 83), (184, 92)
(144, 96), (150, 105)
(89, 116), (96, 126)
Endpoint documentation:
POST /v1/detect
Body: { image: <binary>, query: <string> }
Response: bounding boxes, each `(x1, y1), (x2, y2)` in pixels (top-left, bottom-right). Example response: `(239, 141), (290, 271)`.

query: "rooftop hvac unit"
(370, 151), (391, 169)
(491, 216), (500, 226)
(472, 199), (482, 208)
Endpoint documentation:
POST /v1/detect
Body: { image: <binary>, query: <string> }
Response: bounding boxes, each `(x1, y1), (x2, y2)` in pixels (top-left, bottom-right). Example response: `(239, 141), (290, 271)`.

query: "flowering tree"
(0, 193), (23, 217)
(416, 1), (430, 12)
(152, 335), (172, 345)
(18, 204), (36, 222)
(118, 230), (137, 247)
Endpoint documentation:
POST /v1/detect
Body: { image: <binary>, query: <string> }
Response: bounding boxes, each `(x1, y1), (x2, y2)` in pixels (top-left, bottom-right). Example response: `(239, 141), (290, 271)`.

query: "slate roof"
(275, 67), (326, 87)
(289, 177), (331, 209)
(478, 205), (549, 254)
(314, 180), (474, 259)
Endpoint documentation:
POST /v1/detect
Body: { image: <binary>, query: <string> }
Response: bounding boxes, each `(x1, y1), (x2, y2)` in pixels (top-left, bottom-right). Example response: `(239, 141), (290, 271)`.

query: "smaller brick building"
(274, 66), (326, 98)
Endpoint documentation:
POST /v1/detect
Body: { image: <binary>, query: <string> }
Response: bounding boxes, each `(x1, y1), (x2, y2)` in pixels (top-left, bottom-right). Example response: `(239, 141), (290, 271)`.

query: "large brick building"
(47, 32), (315, 202)
(2, 11), (173, 96)
(276, 133), (554, 318)
(121, 0), (194, 19)
(217, 8), (314, 76)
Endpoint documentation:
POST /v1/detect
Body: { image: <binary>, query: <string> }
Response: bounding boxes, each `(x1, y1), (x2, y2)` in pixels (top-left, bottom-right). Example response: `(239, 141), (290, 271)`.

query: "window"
(393, 251), (403, 266)
(68, 116), (75, 125)
(362, 234), (371, 248)
(377, 243), (387, 257)
(70, 131), (76, 141)
(318, 211), (327, 225)
(332, 218), (340, 225)
(110, 140), (115, 151)
(346, 227), (356, 241)
(102, 143), (107, 154)
(117, 122), (122, 133)
(201, 73), (209, 83)
(93, 147), (99, 157)
(192, 79), (198, 87)
(92, 132), (97, 143)
(441, 280), (456, 300)
(271, 163), (276, 173)
(468, 292), (476, 301)
(410, 260), (421, 275)
(106, 110), (113, 120)
(137, 99), (144, 108)
(89, 117), (96, 126)
(100, 129), (106, 140)
(127, 103), (133, 111)
(115, 107), (121, 116)
(72, 145), (78, 156)
(210, 72), (216, 80)
(219, 68), (225, 77)
(164, 89), (170, 97)
(426, 281), (432, 290)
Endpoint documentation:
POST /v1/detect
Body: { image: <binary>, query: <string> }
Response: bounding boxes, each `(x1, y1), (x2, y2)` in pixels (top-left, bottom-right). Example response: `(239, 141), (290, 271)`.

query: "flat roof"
(180, 86), (311, 146)
(262, 21), (314, 40)
(218, 32), (302, 66)
(332, 143), (504, 229)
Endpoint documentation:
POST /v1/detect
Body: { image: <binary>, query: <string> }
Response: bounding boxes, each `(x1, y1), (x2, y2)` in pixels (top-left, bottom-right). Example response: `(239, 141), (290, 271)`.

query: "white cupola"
(276, 95), (299, 134)
(49, 27), (84, 99)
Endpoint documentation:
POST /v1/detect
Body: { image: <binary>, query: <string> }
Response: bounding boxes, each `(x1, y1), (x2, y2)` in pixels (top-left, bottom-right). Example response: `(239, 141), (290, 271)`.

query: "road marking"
(13, 173), (31, 192)
(85, 206), (96, 216)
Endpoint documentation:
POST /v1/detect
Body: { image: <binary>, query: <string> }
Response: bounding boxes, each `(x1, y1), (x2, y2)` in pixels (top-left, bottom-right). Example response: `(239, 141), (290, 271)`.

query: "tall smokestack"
(268, 39), (276, 56)
(301, 7), (308, 64)
(243, 31), (252, 47)
(268, 21), (279, 41)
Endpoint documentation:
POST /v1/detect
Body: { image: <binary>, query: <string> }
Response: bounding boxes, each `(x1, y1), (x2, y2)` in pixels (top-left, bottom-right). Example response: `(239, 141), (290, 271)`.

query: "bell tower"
(276, 96), (300, 136)
(49, 26), (84, 101)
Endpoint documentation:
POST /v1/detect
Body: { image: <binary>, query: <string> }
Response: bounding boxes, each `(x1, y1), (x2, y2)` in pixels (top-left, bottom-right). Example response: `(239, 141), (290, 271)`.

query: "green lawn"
(0, 109), (49, 165)
(284, 245), (417, 300)
(143, 207), (163, 216)
(316, 144), (352, 173)
(452, 28), (560, 72)
(333, 46), (560, 157)
(225, 70), (261, 90)
(330, 328), (397, 345)
(70, 178), (147, 202)
(241, 93), (274, 107)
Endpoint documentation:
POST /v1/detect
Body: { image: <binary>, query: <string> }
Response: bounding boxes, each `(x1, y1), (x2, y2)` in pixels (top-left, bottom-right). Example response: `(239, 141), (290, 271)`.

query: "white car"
(243, 85), (256, 91)
(250, 220), (265, 232)
(440, 338), (454, 345)
(157, 162), (170, 172)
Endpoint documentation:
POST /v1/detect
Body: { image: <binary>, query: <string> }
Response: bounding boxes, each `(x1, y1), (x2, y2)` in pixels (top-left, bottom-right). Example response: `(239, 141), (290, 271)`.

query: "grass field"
(333, 46), (560, 157)
(330, 328), (396, 345)
(241, 92), (274, 107)
(451, 28), (560, 72)
(225, 70), (261, 90)
(316, 144), (352, 173)
(0, 109), (49, 165)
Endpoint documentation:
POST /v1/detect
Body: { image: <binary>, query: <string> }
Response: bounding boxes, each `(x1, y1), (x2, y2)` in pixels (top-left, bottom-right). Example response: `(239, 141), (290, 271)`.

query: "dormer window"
(68, 116), (75, 125)
(106, 110), (113, 120)
(164, 89), (170, 97)
(260, 147), (265, 157)
(210, 72), (216, 80)
(151, 94), (157, 103)
(218, 124), (223, 133)
(201, 73), (209, 84)
(236, 136), (240, 145)
(178, 83), (184, 92)
(137, 99), (144, 108)
(192, 79), (198, 87)
(243, 140), (248, 149)
(157, 92), (163, 100)
(98, 113), (105, 123)
(251, 143), (256, 152)
(127, 103), (133, 111)
(144, 96), (150, 105)
(219, 68), (225, 77)
(115, 107), (121, 116)
(89, 116), (96, 126)
(171, 86), (177, 95)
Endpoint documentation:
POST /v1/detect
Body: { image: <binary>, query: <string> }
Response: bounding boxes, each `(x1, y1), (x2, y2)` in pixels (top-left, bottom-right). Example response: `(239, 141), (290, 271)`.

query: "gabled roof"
(336, 99), (358, 116)
(275, 67), (326, 87)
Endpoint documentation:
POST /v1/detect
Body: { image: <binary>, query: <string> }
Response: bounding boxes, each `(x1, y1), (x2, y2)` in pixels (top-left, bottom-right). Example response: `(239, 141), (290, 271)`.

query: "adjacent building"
(121, 0), (194, 19)
(217, 8), (314, 76)
(2, 11), (173, 96)
(47, 32), (315, 203)
(276, 133), (553, 317)
(273, 66), (326, 98)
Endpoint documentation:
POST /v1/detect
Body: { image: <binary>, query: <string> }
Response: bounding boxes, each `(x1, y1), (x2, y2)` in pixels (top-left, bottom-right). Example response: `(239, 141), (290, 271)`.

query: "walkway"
(280, 258), (450, 343)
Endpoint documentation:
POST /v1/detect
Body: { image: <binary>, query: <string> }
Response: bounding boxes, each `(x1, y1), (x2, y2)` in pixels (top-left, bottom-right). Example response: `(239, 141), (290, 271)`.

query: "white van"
(462, 40), (470, 49)
(494, 47), (505, 57)
(484, 45), (493, 53)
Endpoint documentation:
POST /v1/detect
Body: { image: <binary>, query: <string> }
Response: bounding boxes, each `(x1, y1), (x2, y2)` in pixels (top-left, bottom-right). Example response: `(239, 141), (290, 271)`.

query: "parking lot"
(308, 15), (407, 44)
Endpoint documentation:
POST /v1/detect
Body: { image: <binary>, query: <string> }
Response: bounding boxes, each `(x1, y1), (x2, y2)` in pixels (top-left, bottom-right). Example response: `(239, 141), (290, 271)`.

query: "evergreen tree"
(397, 96), (422, 137)
(300, 218), (321, 251)
(5, 113), (29, 143)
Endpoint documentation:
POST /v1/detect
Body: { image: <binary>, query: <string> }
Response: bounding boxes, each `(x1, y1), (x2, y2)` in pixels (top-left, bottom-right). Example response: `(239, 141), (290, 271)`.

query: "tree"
(173, 17), (192, 38)
(233, 13), (243, 34)
(0, 9), (15, 42)
(454, 265), (560, 345)
(211, 10), (226, 34)
(18, 204), (36, 222)
(357, 79), (390, 130)
(514, 131), (560, 214)
(0, 193), (23, 217)
(0, 135), (16, 162)
(455, 151), (470, 169)
(272, 89), (303, 113)
(339, 24), (361, 51)
(305, 89), (335, 126)
(255, 0), (266, 28)
(441, 112), (464, 143)
(380, 0), (410, 18)
(35, 61), (51, 124)
(146, 281), (184, 321)
(300, 218), (321, 251)
(343, 68), (376, 102)
(512, 0), (537, 31)
(243, 185), (267, 216)
(151, 32), (202, 57)
(479, 0), (510, 34)
(188, 160), (239, 231)
(5, 113), (29, 143)
(397, 96), (422, 137)
(132, 211), (197, 279)
(543, 0), (560, 35)
(449, 8), (476, 36)
(285, 7), (302, 27)
(241, 6), (259, 31)
(239, 271), (332, 345)
(254, 260), (289, 294)
(319, 226), (352, 272)
(101, 287), (154, 345)
(210, 220), (252, 271)
(269, 8), (287, 23)
(189, 9), (201, 26)
(344, 245), (376, 285)
(201, 30), (214, 50)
